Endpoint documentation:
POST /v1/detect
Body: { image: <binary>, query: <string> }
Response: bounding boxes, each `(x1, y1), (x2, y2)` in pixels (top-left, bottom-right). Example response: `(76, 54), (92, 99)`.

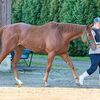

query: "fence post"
(0, 0), (11, 26)
(0, 0), (11, 72)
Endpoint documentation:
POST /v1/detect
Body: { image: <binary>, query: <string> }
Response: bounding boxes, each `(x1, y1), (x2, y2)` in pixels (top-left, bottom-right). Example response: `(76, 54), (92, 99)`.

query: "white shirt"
(89, 30), (100, 54)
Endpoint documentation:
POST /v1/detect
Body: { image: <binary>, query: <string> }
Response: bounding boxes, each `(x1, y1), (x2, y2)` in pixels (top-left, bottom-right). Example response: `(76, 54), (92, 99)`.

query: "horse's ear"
(89, 23), (94, 28)
(86, 23), (94, 30)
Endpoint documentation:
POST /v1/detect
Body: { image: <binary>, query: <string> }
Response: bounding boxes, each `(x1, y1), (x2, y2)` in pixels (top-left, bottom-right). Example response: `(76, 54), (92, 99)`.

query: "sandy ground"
(0, 87), (100, 100)
(0, 58), (100, 100)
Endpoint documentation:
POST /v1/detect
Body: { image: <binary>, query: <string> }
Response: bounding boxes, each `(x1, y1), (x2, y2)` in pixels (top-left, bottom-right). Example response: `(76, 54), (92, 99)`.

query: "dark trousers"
(87, 54), (100, 75)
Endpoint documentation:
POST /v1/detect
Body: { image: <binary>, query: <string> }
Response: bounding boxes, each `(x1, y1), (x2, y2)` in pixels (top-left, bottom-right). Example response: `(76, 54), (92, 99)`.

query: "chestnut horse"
(0, 22), (96, 86)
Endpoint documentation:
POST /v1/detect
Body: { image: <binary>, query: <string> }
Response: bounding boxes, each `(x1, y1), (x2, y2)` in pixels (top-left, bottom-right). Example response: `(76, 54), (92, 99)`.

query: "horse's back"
(1, 22), (64, 53)
(4, 23), (32, 31)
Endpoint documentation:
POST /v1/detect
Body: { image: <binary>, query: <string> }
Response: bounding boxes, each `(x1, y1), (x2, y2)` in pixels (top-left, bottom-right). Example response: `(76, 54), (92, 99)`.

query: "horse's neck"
(63, 24), (86, 41)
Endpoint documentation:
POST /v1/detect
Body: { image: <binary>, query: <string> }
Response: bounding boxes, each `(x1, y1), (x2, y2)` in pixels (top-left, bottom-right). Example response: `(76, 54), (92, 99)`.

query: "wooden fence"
(0, 0), (11, 26)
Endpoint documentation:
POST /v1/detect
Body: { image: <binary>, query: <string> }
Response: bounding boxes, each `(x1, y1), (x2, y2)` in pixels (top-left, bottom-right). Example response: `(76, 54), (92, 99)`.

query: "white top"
(89, 30), (100, 54)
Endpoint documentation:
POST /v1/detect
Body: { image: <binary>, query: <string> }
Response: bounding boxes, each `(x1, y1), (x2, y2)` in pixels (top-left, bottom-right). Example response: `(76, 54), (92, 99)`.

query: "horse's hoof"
(75, 80), (80, 86)
(15, 83), (24, 87)
(76, 82), (81, 86)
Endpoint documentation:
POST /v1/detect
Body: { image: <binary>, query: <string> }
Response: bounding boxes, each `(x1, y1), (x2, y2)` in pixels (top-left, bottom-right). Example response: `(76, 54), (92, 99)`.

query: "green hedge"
(11, 0), (100, 56)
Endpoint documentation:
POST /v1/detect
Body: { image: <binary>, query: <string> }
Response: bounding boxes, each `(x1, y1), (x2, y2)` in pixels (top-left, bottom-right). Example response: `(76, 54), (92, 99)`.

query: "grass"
(30, 54), (90, 61)
(18, 54), (90, 68)
(71, 56), (89, 61)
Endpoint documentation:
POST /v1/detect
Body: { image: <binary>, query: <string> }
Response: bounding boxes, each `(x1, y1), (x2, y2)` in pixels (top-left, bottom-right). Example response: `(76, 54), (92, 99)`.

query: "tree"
(72, 0), (84, 24)
(11, 0), (100, 56)
(12, 0), (23, 23)
(82, 0), (97, 24)
(21, 0), (42, 24)
(96, 0), (100, 17)
(59, 0), (77, 23)
(49, 0), (64, 22)
(38, 0), (51, 24)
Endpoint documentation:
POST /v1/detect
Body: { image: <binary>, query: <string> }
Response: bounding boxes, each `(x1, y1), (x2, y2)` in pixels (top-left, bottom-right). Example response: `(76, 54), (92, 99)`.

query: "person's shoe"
(79, 71), (89, 85)
(79, 75), (84, 85)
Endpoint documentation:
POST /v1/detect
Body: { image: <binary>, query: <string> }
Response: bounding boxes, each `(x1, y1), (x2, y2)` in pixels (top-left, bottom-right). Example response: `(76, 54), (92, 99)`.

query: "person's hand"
(97, 45), (100, 48)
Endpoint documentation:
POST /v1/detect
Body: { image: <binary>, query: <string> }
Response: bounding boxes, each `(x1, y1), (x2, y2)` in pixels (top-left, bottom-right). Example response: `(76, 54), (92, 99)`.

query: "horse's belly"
(30, 47), (46, 53)
(21, 41), (47, 53)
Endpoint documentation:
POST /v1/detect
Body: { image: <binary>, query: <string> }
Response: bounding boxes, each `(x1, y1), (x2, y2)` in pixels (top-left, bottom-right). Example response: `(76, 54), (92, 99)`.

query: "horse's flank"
(0, 22), (86, 54)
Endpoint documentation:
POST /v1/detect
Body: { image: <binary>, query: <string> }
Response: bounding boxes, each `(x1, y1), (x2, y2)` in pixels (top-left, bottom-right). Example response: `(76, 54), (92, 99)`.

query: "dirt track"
(0, 87), (100, 100)
(0, 58), (100, 100)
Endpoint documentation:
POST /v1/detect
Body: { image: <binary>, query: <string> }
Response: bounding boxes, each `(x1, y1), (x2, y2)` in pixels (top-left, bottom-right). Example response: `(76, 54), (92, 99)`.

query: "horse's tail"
(0, 26), (4, 53)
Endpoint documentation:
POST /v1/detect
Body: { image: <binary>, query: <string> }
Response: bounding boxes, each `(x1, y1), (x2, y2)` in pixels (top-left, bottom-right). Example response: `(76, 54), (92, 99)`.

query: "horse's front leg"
(60, 53), (80, 85)
(44, 51), (55, 86)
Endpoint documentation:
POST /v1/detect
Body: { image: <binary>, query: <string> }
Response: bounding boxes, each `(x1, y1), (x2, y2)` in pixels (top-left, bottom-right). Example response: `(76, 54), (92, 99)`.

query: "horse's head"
(81, 24), (97, 50)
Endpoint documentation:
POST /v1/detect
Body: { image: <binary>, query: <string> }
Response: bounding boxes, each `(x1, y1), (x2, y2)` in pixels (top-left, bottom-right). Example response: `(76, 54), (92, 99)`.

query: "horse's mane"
(46, 22), (87, 34)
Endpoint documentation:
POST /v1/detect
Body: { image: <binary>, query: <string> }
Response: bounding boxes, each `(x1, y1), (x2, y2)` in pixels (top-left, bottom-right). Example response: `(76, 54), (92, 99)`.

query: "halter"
(81, 30), (95, 45)
(81, 27), (97, 50)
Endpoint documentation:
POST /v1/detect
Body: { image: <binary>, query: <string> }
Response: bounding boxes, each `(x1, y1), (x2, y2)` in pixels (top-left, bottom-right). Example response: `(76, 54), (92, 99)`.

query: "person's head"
(93, 17), (100, 29)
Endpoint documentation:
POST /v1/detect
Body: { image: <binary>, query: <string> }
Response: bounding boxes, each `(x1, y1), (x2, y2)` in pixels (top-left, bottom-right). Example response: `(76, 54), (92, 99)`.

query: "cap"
(94, 17), (100, 23)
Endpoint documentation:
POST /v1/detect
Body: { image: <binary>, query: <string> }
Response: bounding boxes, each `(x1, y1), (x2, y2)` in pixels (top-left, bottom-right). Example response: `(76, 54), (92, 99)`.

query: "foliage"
(11, 0), (100, 56)
(59, 0), (76, 23)
(11, 0), (23, 23)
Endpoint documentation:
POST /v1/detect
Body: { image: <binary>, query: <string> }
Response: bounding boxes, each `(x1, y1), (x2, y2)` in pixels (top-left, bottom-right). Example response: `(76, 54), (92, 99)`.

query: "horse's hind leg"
(60, 53), (80, 85)
(0, 50), (10, 64)
(44, 51), (55, 86)
(11, 46), (24, 85)
(0, 36), (18, 63)
(0, 46), (15, 64)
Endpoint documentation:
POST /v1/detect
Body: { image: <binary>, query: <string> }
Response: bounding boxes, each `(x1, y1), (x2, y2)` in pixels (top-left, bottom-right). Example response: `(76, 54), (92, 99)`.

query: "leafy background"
(11, 0), (100, 56)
